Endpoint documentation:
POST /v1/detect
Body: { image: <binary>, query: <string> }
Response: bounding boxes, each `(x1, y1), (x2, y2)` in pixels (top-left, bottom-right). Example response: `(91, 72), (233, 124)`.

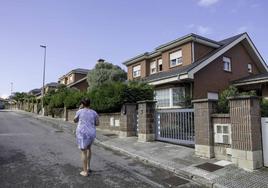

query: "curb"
(14, 110), (218, 188)
(94, 139), (215, 188)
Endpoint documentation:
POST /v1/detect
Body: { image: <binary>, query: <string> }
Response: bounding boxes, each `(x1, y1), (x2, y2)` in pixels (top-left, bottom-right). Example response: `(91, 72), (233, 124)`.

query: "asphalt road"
(0, 110), (201, 188)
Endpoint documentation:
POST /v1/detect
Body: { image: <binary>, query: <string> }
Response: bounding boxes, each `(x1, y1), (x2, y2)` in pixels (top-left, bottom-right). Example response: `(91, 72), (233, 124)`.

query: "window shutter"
(170, 50), (182, 60)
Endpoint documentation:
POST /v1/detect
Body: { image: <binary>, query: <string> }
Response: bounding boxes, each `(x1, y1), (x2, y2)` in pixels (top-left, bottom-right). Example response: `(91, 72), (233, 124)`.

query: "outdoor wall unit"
(214, 124), (231, 144)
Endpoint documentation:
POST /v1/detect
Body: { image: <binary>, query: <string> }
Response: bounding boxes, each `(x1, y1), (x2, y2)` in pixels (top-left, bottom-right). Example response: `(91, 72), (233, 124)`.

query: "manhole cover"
(195, 162), (223, 172)
(163, 176), (189, 186)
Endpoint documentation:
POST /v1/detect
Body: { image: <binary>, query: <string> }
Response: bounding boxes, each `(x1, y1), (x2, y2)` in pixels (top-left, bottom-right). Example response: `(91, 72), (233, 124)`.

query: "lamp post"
(40, 45), (46, 115)
(10, 82), (13, 96)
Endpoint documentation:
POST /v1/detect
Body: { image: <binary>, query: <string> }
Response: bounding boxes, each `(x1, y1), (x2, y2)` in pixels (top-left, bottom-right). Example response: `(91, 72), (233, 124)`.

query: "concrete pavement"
(7, 110), (268, 188)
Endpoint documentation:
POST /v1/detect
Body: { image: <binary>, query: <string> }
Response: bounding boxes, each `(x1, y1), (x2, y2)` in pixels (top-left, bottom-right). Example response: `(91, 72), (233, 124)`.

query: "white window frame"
(150, 61), (157, 74)
(223, 57), (231, 72)
(155, 87), (186, 108)
(133, 65), (141, 78)
(158, 59), (163, 72)
(170, 50), (182, 67)
(248, 63), (253, 73)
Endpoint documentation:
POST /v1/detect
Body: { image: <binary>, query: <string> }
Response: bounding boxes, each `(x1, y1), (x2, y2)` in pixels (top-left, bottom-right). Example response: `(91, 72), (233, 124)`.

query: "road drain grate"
(195, 162), (223, 172)
(163, 176), (189, 186)
(103, 134), (118, 137)
(54, 130), (63, 133)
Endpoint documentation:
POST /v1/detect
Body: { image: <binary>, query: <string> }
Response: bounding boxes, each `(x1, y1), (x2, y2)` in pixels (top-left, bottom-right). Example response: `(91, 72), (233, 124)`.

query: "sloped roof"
(233, 72), (268, 86)
(59, 68), (89, 80)
(45, 82), (60, 87)
(122, 33), (221, 66)
(72, 68), (89, 74)
(144, 33), (245, 83)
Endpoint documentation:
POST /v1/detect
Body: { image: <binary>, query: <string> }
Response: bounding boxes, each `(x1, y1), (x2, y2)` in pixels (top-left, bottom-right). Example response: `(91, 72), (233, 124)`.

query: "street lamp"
(10, 82), (13, 96)
(40, 45), (47, 115)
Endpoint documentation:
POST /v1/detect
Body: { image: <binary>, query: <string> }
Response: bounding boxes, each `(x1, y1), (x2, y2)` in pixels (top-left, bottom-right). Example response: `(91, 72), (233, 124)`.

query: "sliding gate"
(155, 108), (195, 146)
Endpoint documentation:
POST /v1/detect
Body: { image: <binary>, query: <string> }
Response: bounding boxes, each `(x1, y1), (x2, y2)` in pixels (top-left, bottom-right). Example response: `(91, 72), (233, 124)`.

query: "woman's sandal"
(80, 171), (88, 177)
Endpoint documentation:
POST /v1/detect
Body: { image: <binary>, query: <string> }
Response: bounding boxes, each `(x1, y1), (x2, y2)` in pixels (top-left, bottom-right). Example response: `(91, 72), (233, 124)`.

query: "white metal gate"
(262, 117), (268, 167)
(155, 108), (195, 146)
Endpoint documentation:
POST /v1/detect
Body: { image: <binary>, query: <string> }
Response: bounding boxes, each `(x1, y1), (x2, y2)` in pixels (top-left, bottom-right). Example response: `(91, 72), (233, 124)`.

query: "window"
(158, 59), (163, 72)
(248, 64), (252, 73)
(155, 88), (170, 107)
(172, 87), (185, 106)
(69, 75), (73, 82)
(155, 87), (186, 108)
(133, 65), (141, 78)
(223, 57), (231, 72)
(170, 50), (182, 67)
(150, 61), (157, 74)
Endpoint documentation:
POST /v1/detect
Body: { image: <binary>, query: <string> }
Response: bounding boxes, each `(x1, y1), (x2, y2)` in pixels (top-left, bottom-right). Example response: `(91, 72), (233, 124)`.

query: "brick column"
(193, 99), (218, 158)
(137, 101), (156, 142)
(229, 96), (263, 170)
(120, 103), (137, 137)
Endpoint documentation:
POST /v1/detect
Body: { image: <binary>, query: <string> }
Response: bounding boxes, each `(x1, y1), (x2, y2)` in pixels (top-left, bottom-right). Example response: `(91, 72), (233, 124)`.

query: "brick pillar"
(120, 103), (137, 137)
(193, 99), (218, 158)
(137, 101), (156, 142)
(229, 96), (263, 170)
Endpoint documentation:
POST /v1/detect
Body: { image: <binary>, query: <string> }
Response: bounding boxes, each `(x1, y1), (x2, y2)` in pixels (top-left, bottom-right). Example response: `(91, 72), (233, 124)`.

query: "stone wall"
(66, 109), (77, 123)
(98, 113), (121, 132)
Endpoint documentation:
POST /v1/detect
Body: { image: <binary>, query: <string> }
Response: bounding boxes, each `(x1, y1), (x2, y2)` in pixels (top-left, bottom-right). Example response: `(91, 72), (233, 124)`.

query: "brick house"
(58, 68), (89, 92)
(123, 33), (268, 108)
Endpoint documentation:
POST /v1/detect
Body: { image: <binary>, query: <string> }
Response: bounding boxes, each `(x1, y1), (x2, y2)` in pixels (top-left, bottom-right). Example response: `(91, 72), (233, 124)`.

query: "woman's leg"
(87, 145), (92, 171)
(80, 150), (88, 176)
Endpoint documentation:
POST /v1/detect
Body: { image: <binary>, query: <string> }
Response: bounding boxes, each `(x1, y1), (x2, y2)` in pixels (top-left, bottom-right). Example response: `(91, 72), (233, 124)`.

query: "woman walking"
(74, 98), (99, 177)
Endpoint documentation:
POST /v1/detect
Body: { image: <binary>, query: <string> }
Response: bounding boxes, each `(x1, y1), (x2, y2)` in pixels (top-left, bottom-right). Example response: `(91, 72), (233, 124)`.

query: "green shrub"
(89, 82), (127, 113)
(217, 86), (256, 113)
(87, 81), (154, 113)
(64, 91), (85, 109)
(261, 98), (268, 117)
(124, 81), (154, 103)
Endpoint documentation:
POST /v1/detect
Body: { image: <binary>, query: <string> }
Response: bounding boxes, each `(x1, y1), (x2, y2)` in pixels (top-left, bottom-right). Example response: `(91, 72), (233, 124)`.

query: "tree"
(87, 61), (127, 90)
(11, 92), (29, 102)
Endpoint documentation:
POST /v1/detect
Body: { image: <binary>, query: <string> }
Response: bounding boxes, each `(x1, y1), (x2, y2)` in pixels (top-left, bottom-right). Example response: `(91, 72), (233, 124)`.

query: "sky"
(0, 0), (267, 98)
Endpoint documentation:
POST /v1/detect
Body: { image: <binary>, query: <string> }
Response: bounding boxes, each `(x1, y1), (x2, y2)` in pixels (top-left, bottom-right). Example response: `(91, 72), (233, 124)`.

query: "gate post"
(137, 100), (156, 142)
(193, 99), (218, 158)
(229, 96), (263, 170)
(120, 103), (137, 137)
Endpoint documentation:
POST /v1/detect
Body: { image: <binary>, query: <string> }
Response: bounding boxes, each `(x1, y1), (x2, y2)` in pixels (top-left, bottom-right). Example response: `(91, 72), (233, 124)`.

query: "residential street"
(0, 111), (200, 188)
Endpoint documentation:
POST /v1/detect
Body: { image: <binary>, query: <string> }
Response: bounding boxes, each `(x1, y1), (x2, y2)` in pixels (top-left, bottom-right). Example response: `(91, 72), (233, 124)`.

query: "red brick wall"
(193, 42), (263, 99)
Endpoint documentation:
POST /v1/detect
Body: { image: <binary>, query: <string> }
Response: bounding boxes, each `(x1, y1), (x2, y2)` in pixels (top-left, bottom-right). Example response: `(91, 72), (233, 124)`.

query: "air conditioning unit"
(214, 124), (231, 144)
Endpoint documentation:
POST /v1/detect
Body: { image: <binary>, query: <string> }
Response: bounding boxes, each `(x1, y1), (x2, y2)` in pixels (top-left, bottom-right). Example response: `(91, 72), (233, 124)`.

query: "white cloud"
(185, 24), (213, 35)
(186, 24), (195, 29)
(236, 26), (248, 34)
(198, 0), (220, 7)
(197, 25), (213, 35)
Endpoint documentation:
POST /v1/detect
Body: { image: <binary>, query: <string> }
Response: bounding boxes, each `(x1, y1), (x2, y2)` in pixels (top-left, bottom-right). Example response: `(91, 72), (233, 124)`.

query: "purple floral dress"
(75, 108), (98, 149)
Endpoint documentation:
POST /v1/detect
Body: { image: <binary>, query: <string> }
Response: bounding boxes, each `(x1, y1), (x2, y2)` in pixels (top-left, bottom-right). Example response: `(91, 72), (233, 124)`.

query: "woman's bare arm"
(74, 116), (79, 123)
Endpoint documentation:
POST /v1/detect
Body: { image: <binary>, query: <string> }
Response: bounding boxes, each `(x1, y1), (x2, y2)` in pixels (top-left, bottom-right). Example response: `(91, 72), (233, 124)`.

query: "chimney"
(97, 59), (105, 63)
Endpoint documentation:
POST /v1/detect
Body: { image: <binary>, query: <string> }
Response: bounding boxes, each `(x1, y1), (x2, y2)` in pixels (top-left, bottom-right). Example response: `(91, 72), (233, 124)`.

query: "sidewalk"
(14, 110), (268, 188)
